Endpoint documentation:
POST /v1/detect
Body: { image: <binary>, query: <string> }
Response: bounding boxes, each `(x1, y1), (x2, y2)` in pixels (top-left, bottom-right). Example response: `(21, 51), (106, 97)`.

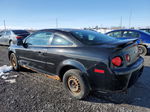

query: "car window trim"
(49, 33), (77, 47)
(114, 31), (123, 38)
(24, 31), (54, 46)
(24, 31), (77, 47)
(122, 31), (141, 38)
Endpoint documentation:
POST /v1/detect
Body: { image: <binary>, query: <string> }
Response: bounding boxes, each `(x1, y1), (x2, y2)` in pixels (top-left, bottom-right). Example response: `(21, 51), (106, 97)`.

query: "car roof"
(0, 29), (29, 32)
(109, 29), (141, 32)
(106, 29), (146, 34)
(39, 28), (86, 33)
(106, 29), (150, 36)
(12, 30), (28, 31)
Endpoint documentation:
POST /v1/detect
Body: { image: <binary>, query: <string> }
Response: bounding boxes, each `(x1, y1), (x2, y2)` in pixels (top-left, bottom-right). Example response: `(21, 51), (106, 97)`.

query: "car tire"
(138, 45), (147, 56)
(63, 69), (90, 100)
(10, 53), (20, 71)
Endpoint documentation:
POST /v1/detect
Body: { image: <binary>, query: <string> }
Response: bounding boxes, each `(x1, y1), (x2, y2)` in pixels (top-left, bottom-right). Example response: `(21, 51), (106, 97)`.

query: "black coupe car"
(8, 29), (144, 99)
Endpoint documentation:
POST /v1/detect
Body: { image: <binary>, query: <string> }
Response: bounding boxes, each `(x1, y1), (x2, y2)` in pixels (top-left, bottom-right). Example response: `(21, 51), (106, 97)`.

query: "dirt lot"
(0, 46), (150, 112)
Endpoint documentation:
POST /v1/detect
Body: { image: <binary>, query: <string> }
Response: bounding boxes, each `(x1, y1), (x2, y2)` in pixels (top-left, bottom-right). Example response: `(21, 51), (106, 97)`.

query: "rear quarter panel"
(46, 46), (111, 75)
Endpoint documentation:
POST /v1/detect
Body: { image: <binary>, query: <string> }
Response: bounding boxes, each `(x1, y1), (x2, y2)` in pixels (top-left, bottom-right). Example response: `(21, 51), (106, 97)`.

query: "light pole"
(56, 18), (58, 28)
(4, 20), (6, 30)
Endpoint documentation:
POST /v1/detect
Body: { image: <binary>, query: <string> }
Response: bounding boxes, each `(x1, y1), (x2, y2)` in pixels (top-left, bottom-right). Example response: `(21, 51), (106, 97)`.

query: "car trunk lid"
(110, 39), (139, 67)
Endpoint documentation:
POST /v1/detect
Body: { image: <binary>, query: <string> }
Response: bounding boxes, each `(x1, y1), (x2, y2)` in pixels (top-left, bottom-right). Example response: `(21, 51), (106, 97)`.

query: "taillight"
(16, 36), (22, 39)
(125, 54), (130, 62)
(111, 56), (122, 67)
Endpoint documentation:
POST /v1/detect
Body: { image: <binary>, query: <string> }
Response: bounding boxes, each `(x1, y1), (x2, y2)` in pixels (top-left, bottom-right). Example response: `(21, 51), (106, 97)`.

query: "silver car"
(0, 30), (30, 46)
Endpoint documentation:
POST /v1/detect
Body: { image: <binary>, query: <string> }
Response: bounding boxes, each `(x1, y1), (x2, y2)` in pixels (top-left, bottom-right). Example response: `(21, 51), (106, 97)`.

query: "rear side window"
(123, 31), (140, 38)
(113, 31), (122, 38)
(141, 29), (150, 33)
(26, 32), (53, 46)
(51, 35), (73, 46)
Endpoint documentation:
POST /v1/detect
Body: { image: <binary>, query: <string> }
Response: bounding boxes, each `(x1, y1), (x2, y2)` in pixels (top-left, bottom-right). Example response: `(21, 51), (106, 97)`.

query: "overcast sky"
(0, 0), (150, 29)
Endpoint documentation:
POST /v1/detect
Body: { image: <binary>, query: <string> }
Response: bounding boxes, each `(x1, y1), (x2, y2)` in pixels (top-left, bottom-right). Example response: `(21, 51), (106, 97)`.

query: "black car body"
(0, 30), (30, 46)
(8, 29), (144, 99)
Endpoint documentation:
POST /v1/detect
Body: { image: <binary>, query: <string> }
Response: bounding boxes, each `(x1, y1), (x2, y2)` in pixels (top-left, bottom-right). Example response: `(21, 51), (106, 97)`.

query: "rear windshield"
(141, 29), (150, 34)
(12, 30), (29, 35)
(71, 30), (116, 45)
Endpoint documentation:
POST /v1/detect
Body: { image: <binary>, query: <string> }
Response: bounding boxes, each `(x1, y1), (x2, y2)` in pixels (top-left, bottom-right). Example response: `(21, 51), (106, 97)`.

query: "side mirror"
(17, 39), (29, 48)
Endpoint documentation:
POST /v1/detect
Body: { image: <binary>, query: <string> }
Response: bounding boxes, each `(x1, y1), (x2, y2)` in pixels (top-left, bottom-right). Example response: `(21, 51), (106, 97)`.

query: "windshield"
(12, 30), (29, 35)
(71, 30), (116, 45)
(141, 29), (150, 34)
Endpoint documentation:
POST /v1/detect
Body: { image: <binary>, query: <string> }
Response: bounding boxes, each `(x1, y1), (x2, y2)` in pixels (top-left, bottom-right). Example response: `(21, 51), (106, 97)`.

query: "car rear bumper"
(88, 57), (144, 92)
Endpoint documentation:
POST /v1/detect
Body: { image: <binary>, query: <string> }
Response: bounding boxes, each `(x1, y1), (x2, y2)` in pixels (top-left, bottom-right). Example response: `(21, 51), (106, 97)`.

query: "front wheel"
(138, 45), (147, 56)
(10, 53), (20, 71)
(63, 69), (90, 100)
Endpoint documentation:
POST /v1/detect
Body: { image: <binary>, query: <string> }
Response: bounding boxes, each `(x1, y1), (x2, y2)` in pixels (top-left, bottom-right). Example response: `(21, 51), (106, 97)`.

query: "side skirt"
(20, 65), (61, 81)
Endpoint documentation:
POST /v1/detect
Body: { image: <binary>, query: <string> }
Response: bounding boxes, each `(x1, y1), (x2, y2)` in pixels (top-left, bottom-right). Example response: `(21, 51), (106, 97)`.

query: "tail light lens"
(112, 56), (122, 67)
(125, 54), (130, 62)
(16, 36), (22, 39)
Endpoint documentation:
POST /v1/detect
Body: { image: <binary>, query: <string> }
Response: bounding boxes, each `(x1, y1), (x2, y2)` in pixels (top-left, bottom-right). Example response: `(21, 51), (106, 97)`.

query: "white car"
(0, 30), (30, 46)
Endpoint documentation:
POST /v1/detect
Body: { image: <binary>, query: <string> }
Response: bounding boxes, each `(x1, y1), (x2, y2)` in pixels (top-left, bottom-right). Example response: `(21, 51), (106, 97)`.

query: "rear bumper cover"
(88, 57), (144, 92)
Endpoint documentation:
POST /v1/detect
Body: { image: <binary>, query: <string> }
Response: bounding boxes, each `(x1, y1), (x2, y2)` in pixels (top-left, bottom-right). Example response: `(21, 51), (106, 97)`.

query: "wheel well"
(139, 44), (147, 48)
(9, 40), (12, 43)
(59, 65), (77, 81)
(8, 51), (13, 60)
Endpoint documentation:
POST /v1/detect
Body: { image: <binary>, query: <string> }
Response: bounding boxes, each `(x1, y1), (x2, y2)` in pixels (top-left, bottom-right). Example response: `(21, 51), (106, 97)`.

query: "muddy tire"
(10, 53), (20, 71)
(63, 69), (90, 100)
(138, 45), (147, 56)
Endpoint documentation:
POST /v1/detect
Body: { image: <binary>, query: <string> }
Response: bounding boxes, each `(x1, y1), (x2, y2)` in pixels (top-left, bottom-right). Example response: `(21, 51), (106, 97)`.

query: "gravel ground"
(0, 46), (150, 112)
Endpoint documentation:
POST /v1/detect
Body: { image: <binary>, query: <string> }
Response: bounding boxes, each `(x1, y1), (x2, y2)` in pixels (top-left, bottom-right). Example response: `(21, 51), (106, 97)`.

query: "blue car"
(106, 29), (150, 55)
(140, 28), (150, 34)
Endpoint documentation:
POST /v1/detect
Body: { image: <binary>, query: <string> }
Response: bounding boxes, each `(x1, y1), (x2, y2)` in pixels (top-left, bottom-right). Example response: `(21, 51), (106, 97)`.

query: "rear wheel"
(63, 69), (90, 99)
(10, 53), (20, 71)
(138, 45), (147, 56)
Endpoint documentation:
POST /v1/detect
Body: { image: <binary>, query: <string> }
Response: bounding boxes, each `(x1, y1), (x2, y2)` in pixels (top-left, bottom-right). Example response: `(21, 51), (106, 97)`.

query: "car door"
(45, 33), (75, 74)
(107, 31), (123, 40)
(0, 31), (6, 45)
(16, 31), (53, 73)
(112, 31), (124, 40)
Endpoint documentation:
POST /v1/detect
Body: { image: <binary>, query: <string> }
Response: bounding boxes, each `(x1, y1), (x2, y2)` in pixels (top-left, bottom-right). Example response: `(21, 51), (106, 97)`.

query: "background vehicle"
(8, 29), (144, 99)
(140, 28), (150, 34)
(0, 30), (30, 46)
(106, 29), (150, 55)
